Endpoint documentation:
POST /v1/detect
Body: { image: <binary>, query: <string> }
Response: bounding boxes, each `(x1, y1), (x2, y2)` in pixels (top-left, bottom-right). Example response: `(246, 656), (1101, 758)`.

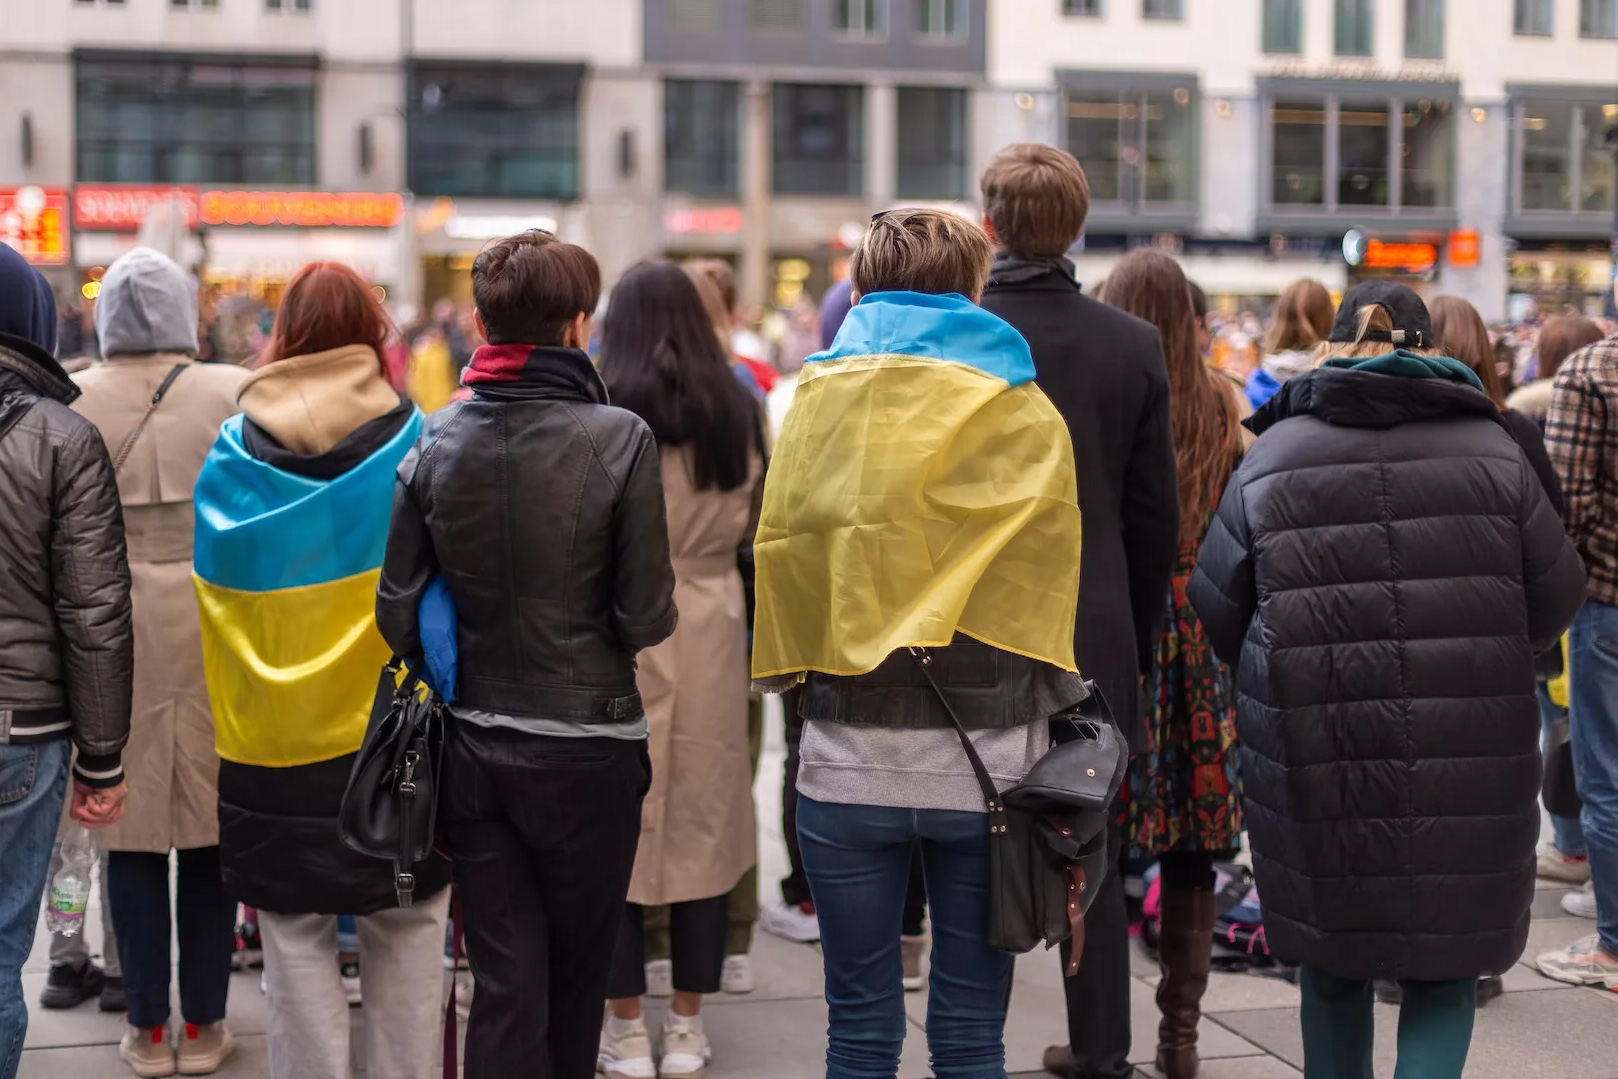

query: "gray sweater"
(795, 718), (1050, 812)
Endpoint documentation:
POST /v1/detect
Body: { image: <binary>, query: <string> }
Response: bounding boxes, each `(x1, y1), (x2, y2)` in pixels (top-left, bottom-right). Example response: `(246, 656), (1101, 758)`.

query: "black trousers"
(442, 722), (650, 1079)
(1060, 823), (1132, 1079)
(607, 895), (729, 997)
(106, 846), (235, 1031)
(781, 689), (813, 908)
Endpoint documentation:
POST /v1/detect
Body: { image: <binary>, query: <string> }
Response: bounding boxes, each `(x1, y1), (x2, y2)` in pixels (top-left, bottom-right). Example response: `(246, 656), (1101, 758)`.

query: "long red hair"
(259, 262), (392, 375)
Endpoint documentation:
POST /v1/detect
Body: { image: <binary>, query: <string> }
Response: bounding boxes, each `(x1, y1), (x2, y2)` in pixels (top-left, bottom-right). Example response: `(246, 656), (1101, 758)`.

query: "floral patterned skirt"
(1118, 571), (1243, 858)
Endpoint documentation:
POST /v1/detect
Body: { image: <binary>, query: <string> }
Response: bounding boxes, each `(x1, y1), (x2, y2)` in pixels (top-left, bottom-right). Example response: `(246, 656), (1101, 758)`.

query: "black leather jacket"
(0, 339), (131, 786)
(377, 346), (678, 724)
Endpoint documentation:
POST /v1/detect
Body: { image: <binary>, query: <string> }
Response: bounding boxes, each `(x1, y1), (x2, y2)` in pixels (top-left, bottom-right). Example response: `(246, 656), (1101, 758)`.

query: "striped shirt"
(1546, 334), (1618, 605)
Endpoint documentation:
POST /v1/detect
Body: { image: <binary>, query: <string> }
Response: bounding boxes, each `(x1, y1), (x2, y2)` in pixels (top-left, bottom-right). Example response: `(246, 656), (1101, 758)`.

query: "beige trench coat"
(627, 445), (765, 906)
(71, 355), (249, 853)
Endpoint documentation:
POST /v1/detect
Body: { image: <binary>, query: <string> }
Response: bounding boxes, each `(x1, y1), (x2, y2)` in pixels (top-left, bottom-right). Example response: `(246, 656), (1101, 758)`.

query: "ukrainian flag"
(752, 290), (1082, 681)
(193, 411), (422, 768)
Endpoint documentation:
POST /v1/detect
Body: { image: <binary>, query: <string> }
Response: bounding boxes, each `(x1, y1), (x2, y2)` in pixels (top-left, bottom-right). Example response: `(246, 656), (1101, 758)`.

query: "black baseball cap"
(1327, 280), (1434, 349)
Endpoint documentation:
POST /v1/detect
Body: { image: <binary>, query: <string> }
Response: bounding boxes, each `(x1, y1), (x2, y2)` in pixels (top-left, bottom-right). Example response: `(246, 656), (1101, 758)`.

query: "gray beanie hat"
(95, 247), (199, 358)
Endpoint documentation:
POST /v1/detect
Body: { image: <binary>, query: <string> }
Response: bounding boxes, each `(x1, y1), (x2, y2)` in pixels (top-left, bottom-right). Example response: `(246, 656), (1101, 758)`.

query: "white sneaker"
(1562, 883), (1599, 920)
(901, 934), (929, 992)
(721, 954), (753, 994)
(119, 1025), (177, 1078)
(758, 901), (821, 943)
(658, 1016), (712, 1079)
(644, 958), (673, 998)
(1537, 844), (1593, 885)
(598, 1015), (656, 1078)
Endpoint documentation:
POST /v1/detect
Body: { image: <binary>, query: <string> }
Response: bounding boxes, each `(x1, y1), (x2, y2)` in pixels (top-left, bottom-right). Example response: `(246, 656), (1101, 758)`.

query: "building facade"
(0, 0), (1611, 320)
(988, 0), (1618, 320)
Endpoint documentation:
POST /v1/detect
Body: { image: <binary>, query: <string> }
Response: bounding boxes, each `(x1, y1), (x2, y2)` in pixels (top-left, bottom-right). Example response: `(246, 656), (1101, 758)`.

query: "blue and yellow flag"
(752, 291), (1082, 680)
(193, 412), (421, 768)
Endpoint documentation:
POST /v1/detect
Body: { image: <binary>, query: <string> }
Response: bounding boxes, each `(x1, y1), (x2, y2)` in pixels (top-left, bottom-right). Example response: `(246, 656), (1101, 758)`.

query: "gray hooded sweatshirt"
(94, 247), (199, 359)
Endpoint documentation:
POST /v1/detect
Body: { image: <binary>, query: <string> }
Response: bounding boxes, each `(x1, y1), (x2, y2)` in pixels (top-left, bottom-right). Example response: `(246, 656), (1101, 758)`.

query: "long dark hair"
(1430, 295), (1505, 408)
(1104, 249), (1241, 540)
(599, 260), (760, 492)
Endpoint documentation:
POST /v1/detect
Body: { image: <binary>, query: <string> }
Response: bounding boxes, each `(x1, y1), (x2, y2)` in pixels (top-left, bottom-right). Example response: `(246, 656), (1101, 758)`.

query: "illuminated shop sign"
(73, 185), (403, 230)
(0, 186), (70, 266)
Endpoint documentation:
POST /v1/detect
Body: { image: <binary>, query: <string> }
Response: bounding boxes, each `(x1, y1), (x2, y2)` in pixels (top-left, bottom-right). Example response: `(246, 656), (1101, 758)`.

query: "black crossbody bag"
(338, 658), (445, 907)
(909, 648), (1125, 973)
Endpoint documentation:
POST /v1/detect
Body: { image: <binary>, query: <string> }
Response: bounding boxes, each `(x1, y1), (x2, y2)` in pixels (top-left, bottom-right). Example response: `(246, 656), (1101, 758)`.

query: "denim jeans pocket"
(0, 744), (39, 806)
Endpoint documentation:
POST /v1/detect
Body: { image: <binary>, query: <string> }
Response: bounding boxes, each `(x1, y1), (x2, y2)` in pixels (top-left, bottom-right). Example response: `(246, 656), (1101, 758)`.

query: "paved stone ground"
(18, 700), (1618, 1078)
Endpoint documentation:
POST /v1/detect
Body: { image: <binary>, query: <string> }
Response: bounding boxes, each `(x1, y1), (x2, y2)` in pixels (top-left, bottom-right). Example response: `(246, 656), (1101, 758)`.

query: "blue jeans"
(0, 741), (70, 1079)
(1539, 684), (1588, 856)
(797, 795), (1013, 1079)
(1569, 600), (1618, 955)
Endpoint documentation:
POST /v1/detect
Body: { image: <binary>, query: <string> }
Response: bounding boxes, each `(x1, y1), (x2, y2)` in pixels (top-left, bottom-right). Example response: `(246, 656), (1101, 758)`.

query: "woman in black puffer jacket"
(1188, 282), (1586, 1079)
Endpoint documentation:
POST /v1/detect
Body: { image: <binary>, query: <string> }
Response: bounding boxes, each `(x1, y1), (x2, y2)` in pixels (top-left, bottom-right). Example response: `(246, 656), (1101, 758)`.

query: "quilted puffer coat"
(1188, 355), (1587, 981)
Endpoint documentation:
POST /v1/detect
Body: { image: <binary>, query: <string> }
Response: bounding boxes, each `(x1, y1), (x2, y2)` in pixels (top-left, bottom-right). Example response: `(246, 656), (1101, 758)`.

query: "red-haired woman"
(196, 262), (450, 1079)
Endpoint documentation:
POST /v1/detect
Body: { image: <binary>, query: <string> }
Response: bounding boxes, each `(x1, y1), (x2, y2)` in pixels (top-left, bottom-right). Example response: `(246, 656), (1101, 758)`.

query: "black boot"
(38, 962), (105, 1009)
(99, 975), (127, 1013)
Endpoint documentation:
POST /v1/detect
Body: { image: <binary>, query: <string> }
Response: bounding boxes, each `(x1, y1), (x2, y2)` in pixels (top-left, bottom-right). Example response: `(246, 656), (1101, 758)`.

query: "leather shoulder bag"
(909, 647), (1126, 973)
(339, 657), (445, 907)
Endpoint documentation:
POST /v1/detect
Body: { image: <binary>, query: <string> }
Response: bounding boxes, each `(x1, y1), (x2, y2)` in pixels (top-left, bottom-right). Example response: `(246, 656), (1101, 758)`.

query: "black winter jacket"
(981, 254), (1178, 751)
(1188, 360), (1587, 981)
(377, 346), (677, 727)
(0, 339), (131, 787)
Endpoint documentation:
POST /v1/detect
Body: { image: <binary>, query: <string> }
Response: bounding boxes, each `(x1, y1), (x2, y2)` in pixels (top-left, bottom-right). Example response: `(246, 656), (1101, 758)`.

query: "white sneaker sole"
(599, 1056), (657, 1078)
(119, 1047), (177, 1079)
(176, 1030), (235, 1075)
(658, 1051), (711, 1079)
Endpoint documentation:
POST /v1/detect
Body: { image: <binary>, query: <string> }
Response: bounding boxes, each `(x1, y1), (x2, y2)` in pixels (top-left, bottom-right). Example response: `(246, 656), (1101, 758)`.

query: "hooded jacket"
(0, 243), (131, 787)
(71, 247), (247, 850)
(1188, 352), (1587, 981)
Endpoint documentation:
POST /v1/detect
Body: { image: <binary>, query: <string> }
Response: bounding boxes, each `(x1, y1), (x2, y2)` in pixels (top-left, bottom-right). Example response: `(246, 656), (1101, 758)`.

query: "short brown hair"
(472, 230), (601, 346)
(849, 209), (993, 299)
(980, 143), (1091, 257)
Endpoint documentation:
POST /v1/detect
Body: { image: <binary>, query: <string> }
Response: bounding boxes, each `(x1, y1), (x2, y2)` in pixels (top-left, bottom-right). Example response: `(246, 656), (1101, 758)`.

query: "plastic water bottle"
(45, 825), (93, 937)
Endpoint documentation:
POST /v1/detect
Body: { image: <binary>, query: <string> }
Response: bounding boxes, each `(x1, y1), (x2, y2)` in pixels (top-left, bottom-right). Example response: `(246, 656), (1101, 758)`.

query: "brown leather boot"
(1154, 887), (1216, 1079)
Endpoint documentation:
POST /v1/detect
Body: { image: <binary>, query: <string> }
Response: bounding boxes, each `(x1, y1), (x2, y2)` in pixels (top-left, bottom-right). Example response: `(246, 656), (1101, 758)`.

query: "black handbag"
(338, 658), (446, 907)
(1543, 712), (1583, 821)
(909, 648), (1123, 973)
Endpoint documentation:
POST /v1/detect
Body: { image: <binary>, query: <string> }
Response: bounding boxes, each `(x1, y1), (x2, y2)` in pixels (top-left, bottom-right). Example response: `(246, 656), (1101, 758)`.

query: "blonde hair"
(980, 143), (1091, 258)
(1264, 278), (1334, 354)
(1316, 304), (1442, 363)
(850, 209), (993, 299)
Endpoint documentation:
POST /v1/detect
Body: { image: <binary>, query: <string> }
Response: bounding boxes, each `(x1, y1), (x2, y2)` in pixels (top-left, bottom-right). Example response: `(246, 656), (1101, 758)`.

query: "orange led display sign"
(1447, 230), (1480, 268)
(198, 190), (404, 228)
(0, 186), (70, 266)
(1361, 239), (1438, 273)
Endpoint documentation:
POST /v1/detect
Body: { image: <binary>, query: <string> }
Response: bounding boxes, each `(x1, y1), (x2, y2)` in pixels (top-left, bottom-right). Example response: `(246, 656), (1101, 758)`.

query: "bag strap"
(111, 363), (189, 475)
(907, 648), (1008, 832)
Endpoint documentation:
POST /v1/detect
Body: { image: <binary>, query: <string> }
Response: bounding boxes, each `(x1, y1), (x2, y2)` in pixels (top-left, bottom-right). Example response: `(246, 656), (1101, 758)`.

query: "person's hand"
(69, 781), (127, 828)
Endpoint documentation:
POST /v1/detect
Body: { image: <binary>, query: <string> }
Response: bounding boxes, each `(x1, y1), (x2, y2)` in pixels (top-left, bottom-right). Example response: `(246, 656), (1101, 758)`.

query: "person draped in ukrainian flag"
(752, 208), (1085, 1078)
(191, 262), (451, 1079)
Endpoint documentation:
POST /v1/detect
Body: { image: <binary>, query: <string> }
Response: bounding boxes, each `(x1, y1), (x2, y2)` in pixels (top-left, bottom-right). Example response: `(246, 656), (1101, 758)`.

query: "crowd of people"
(0, 137), (1616, 1079)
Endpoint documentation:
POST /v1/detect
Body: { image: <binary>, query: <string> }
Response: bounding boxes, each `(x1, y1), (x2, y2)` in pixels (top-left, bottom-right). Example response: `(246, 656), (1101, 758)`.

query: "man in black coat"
(979, 144), (1179, 1079)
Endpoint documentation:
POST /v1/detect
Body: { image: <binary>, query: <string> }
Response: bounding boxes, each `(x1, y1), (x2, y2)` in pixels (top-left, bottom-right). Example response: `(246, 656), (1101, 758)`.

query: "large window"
(669, 0), (722, 31)
(1581, 0), (1618, 37)
(1405, 0), (1443, 57)
(1516, 99), (1618, 214)
(75, 54), (315, 184)
(833, 0), (886, 35)
(1142, 0), (1182, 19)
(773, 83), (864, 197)
(1515, 0), (1553, 34)
(1263, 0), (1303, 53)
(1066, 81), (1196, 211)
(408, 63), (581, 199)
(1266, 90), (1455, 213)
(896, 87), (967, 199)
(751, 0), (803, 29)
(1063, 0), (1102, 14)
(1335, 0), (1376, 55)
(915, 0), (967, 38)
(665, 80), (740, 198)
